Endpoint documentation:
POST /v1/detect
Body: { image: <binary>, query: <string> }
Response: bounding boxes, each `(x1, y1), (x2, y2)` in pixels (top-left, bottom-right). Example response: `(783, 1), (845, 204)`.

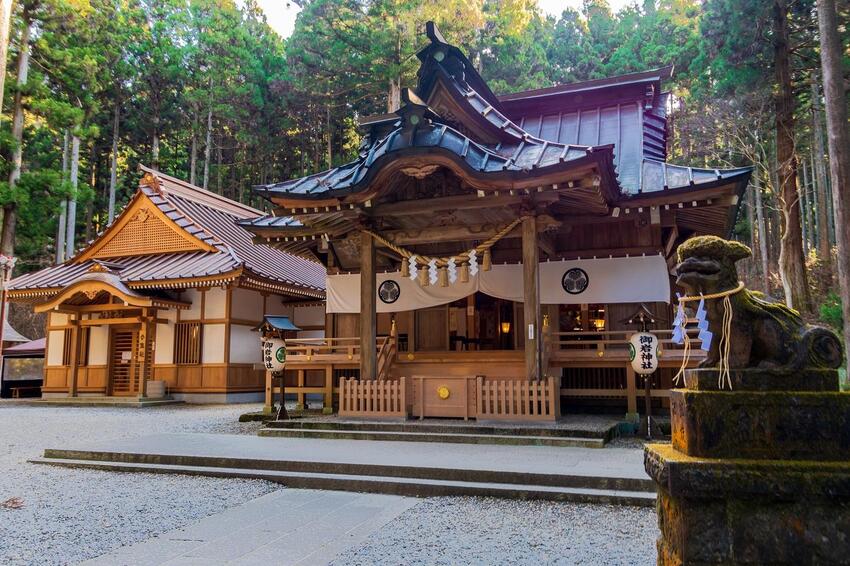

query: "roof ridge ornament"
(396, 88), (434, 134)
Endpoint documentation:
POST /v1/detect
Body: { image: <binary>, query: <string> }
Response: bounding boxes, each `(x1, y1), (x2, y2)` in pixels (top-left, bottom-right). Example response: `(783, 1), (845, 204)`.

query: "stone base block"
(646, 444), (850, 565)
(671, 389), (850, 460)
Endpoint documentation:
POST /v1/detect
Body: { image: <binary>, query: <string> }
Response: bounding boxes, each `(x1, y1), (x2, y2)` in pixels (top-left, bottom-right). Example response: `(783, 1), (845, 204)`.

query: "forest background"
(1, 0), (849, 345)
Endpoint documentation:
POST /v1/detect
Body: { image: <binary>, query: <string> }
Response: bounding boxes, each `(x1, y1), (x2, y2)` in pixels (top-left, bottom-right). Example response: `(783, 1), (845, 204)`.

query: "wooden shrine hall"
(7, 167), (326, 403)
(242, 22), (751, 420)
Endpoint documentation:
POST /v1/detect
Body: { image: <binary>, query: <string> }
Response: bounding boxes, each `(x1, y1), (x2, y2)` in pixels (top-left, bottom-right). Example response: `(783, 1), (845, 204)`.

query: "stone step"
(257, 426), (608, 448)
(24, 397), (184, 408)
(29, 457), (655, 507)
(264, 419), (616, 440)
(41, 447), (653, 492)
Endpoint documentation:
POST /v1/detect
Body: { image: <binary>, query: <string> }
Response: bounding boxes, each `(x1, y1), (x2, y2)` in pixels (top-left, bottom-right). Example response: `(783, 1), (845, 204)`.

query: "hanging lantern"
(482, 249), (492, 271)
(262, 337), (287, 372)
(628, 332), (659, 376)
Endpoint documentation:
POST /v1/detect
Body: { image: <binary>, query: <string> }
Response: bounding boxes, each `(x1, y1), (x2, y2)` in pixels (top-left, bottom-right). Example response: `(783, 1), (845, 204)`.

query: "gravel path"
(0, 404), (277, 566)
(330, 496), (657, 566)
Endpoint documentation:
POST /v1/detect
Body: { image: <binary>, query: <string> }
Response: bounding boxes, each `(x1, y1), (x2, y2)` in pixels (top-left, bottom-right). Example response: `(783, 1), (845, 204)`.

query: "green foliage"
(819, 292), (843, 332)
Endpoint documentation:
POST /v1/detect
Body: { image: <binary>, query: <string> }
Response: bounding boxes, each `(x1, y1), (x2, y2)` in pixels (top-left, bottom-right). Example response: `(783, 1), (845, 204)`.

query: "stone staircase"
(259, 419), (618, 448)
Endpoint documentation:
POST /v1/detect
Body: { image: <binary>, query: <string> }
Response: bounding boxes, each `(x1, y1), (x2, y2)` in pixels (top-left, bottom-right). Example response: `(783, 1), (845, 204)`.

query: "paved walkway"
(53, 432), (646, 479)
(81, 489), (419, 566)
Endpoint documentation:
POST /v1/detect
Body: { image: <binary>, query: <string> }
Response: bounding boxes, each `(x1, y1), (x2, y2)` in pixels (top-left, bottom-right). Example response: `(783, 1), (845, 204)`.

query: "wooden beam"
(360, 232), (377, 379)
(79, 316), (143, 326)
(67, 319), (80, 397)
(371, 193), (527, 217)
(522, 216), (541, 381)
(378, 215), (562, 247)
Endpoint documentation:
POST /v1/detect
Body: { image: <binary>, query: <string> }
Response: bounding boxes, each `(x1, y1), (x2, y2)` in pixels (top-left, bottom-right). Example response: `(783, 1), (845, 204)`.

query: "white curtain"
(326, 255), (670, 313)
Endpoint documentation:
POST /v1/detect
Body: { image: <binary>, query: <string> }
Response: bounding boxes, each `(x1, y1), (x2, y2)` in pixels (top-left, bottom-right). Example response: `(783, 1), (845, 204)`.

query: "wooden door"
(415, 307), (448, 351)
(109, 328), (138, 395)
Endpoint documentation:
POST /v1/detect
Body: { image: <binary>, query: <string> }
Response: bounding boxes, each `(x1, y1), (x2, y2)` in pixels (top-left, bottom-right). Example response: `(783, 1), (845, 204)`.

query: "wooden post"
(360, 231), (377, 379)
(626, 364), (638, 418)
(522, 216), (541, 380)
(67, 318), (80, 397)
(323, 364), (333, 414)
(263, 370), (273, 414)
(296, 369), (305, 410)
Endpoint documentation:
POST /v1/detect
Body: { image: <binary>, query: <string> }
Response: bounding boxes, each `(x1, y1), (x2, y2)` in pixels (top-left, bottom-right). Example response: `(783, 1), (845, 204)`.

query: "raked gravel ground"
(0, 403), (658, 565)
(0, 403), (276, 566)
(330, 496), (657, 566)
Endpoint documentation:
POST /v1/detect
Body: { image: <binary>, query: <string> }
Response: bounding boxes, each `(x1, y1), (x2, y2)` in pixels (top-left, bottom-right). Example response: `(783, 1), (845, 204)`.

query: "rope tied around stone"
(674, 282), (745, 390)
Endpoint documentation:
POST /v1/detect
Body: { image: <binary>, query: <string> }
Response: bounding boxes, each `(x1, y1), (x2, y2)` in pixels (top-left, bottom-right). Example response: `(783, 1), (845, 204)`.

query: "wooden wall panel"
(227, 364), (264, 389)
(43, 367), (68, 390)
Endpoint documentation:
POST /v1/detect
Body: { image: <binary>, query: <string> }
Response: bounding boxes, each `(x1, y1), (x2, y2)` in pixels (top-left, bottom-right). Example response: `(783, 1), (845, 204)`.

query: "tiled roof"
(9, 168), (325, 298)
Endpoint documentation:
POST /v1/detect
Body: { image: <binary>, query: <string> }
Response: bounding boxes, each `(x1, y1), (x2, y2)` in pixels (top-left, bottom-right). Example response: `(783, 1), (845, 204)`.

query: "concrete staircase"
(31, 444), (655, 507)
(258, 419), (618, 448)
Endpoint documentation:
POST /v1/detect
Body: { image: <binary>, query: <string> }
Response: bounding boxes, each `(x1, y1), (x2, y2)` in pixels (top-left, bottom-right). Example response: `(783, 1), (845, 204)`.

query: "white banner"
(326, 255), (670, 313)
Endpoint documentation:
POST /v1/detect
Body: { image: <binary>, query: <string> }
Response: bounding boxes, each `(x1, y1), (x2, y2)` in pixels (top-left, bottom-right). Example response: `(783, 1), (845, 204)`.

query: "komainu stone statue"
(675, 235), (843, 370)
(645, 235), (850, 566)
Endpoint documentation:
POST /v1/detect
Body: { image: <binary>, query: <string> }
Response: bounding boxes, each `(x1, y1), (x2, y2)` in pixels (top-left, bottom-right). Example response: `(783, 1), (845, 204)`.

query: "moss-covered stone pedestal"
(645, 368), (850, 565)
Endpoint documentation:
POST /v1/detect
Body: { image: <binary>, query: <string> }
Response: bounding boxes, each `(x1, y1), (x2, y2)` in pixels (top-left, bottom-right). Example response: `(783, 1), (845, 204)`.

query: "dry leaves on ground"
(1, 496), (24, 510)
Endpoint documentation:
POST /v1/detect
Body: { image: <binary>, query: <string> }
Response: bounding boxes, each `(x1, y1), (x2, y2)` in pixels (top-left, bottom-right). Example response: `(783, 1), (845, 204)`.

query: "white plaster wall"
(155, 323), (174, 364)
(88, 326), (109, 365)
(46, 330), (65, 367)
(205, 287), (227, 319)
(231, 288), (264, 320)
(160, 308), (178, 322)
(294, 305), (325, 327)
(229, 325), (261, 364)
(50, 313), (69, 326)
(182, 289), (203, 319)
(202, 323), (226, 363)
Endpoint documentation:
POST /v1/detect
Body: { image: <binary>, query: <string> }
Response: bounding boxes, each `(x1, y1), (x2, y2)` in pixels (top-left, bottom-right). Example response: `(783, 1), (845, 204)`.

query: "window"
(174, 322), (202, 365)
(61, 327), (90, 366)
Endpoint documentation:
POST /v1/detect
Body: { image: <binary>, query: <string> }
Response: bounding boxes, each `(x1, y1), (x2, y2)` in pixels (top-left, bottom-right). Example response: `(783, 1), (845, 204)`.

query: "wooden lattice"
(93, 208), (202, 259)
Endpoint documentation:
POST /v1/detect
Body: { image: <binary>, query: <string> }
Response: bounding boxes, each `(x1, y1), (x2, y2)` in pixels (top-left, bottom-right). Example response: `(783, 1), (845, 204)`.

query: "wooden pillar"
(626, 364), (638, 417)
(67, 317), (80, 397)
(263, 370), (273, 414)
(360, 232), (377, 379)
(323, 365), (334, 414)
(137, 308), (153, 398)
(522, 216), (541, 380)
(296, 369), (305, 410)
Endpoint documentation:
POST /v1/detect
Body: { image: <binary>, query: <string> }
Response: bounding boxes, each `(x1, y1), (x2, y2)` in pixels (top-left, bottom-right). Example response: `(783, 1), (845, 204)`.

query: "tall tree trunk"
(326, 103), (332, 169)
(816, 0), (850, 374)
(108, 101), (120, 223)
(2, 15), (32, 257)
(84, 143), (96, 243)
(0, 0), (14, 113)
(203, 104), (212, 190)
(216, 139), (222, 194)
(189, 109), (198, 186)
(65, 134), (80, 259)
(773, 0), (811, 313)
(55, 129), (69, 264)
(810, 78), (832, 275)
(801, 158), (811, 254)
(754, 172), (771, 293)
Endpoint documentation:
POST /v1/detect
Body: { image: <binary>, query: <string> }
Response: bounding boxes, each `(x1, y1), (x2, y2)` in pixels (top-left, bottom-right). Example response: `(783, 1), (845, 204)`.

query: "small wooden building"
(242, 23), (751, 419)
(7, 167), (325, 403)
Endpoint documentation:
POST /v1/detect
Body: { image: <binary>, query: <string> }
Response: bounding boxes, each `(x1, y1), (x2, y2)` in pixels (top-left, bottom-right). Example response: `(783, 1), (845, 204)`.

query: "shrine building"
(7, 167), (325, 403)
(241, 23), (751, 419)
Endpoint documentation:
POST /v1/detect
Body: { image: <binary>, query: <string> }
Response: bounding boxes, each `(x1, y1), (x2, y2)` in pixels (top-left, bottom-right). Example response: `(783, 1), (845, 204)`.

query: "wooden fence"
(339, 376), (407, 418)
(476, 376), (560, 421)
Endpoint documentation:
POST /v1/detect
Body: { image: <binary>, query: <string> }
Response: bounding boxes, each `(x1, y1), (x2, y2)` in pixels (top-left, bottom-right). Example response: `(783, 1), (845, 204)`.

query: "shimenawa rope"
(674, 282), (745, 389)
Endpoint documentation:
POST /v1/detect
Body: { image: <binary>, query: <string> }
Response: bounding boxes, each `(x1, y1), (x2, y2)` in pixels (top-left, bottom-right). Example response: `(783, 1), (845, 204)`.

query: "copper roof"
(9, 168), (325, 299)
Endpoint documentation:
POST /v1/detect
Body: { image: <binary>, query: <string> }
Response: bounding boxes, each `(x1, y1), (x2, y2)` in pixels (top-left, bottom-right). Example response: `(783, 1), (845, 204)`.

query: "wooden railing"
(547, 328), (704, 361)
(339, 376), (407, 418)
(284, 336), (391, 363)
(477, 376), (560, 421)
